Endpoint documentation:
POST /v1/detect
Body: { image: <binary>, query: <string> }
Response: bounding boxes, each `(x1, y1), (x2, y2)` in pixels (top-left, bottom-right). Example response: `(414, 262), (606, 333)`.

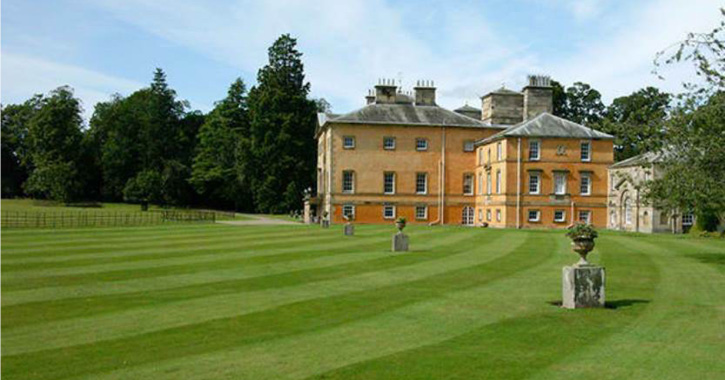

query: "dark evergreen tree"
(243, 34), (318, 213)
(191, 78), (251, 210)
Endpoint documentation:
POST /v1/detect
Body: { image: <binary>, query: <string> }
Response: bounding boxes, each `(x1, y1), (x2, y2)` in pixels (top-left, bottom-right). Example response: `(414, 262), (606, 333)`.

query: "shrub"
(566, 222), (599, 240)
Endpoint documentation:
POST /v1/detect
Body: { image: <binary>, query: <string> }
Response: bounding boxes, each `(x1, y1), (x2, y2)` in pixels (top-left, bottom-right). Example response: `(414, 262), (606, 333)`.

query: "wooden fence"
(1, 210), (217, 229)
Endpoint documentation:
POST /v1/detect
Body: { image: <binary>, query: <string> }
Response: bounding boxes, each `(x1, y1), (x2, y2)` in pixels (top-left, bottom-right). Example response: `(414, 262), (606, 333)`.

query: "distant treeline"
(1, 34), (326, 213)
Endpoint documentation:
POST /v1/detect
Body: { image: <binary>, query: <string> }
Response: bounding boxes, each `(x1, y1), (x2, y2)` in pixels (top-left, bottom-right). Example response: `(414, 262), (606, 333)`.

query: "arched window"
(624, 198), (632, 225)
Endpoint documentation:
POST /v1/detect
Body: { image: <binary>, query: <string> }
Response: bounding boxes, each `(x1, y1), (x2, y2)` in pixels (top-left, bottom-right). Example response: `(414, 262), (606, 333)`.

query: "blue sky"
(1, 0), (721, 121)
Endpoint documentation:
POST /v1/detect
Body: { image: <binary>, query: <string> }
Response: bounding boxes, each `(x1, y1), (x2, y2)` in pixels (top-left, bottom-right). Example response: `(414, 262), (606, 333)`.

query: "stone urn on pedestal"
(562, 223), (605, 309)
(321, 211), (330, 229)
(392, 217), (409, 252)
(343, 215), (354, 236)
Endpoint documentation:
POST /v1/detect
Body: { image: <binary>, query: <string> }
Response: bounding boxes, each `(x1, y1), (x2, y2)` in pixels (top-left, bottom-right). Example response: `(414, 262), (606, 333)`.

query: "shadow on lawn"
(687, 253), (725, 273)
(547, 299), (650, 309)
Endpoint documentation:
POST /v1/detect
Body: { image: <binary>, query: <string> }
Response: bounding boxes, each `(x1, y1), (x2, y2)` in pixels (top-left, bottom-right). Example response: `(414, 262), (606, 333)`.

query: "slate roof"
(475, 112), (614, 145)
(454, 104), (481, 113)
(318, 104), (505, 129)
(483, 87), (522, 97)
(610, 150), (668, 169)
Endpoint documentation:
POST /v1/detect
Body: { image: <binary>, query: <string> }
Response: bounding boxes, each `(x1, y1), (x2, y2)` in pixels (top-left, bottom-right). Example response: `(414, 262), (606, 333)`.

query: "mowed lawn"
(2, 223), (724, 379)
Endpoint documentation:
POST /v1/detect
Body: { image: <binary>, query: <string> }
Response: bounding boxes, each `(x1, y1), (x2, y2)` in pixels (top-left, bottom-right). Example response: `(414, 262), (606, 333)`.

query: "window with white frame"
(478, 173), (483, 195)
(342, 171), (354, 193)
(580, 173), (591, 195)
(579, 210), (591, 224)
(554, 210), (566, 222)
(682, 212), (694, 226)
(416, 173), (428, 194)
(383, 136), (396, 150)
(415, 205), (428, 220)
(580, 141), (591, 161)
(496, 170), (502, 194)
(462, 206), (474, 225)
(554, 172), (567, 195)
(496, 209), (501, 222)
(528, 210), (541, 222)
(342, 204), (355, 220)
(486, 172), (492, 194)
(464, 140), (475, 152)
(416, 138), (428, 151)
(529, 140), (540, 161)
(478, 209), (483, 222)
(497, 142), (502, 161)
(486, 209), (492, 221)
(478, 149), (483, 165)
(383, 172), (395, 194)
(343, 136), (355, 149)
(383, 205), (396, 219)
(529, 173), (540, 194)
(463, 173), (474, 195)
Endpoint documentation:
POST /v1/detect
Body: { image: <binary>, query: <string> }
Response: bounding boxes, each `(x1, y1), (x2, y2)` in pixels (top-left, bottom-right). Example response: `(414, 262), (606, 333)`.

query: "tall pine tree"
(191, 78), (252, 210)
(242, 34), (318, 213)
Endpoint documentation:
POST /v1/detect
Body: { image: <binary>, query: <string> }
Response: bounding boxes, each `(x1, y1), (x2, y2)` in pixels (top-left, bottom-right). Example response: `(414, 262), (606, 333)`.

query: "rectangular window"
(486, 209), (492, 221)
(464, 140), (475, 152)
(384, 172), (395, 194)
(497, 142), (502, 161)
(416, 173), (428, 194)
(554, 210), (566, 222)
(383, 205), (396, 219)
(581, 141), (591, 161)
(478, 149), (483, 165)
(486, 172), (492, 194)
(415, 205), (428, 220)
(487, 149), (491, 164)
(528, 173), (540, 194)
(580, 173), (591, 195)
(463, 173), (474, 195)
(528, 210), (541, 222)
(529, 140), (540, 161)
(343, 136), (355, 149)
(579, 210), (591, 224)
(682, 212), (694, 226)
(554, 172), (567, 195)
(478, 173), (483, 195)
(496, 170), (502, 194)
(342, 171), (354, 193)
(416, 138), (428, 151)
(478, 209), (483, 222)
(342, 204), (355, 220)
(496, 209), (501, 222)
(383, 136), (396, 150)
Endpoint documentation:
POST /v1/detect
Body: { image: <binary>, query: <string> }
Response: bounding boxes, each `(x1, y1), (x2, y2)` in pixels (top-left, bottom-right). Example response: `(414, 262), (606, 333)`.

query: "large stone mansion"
(309, 75), (623, 229)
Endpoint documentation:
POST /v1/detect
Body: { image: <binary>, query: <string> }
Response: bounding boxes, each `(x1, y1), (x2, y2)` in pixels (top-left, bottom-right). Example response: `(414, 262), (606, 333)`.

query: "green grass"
(1, 224), (723, 379)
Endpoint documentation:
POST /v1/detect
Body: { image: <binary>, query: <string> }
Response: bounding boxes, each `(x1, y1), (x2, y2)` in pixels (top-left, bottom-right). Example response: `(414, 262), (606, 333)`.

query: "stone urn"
(571, 238), (595, 266)
(565, 223), (599, 267)
(395, 217), (407, 233)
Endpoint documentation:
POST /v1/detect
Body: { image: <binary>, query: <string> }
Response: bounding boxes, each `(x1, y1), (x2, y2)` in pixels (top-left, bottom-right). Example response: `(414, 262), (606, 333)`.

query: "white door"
(462, 206), (474, 226)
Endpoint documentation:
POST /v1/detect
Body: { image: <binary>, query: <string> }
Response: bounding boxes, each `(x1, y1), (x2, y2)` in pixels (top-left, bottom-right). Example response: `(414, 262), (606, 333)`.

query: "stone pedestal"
(321, 220), (330, 229)
(392, 233), (408, 252)
(344, 224), (354, 236)
(562, 265), (605, 309)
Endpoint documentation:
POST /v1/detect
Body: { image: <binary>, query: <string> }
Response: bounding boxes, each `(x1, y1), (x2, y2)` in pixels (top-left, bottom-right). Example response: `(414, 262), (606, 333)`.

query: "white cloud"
(1, 52), (144, 121)
(548, 0), (722, 101)
(87, 0), (533, 112)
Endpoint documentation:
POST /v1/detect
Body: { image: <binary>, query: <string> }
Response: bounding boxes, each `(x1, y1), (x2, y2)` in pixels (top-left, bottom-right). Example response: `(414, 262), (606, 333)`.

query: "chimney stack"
(365, 89), (375, 105)
(414, 80), (436, 106)
(374, 78), (397, 104)
(522, 75), (553, 120)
